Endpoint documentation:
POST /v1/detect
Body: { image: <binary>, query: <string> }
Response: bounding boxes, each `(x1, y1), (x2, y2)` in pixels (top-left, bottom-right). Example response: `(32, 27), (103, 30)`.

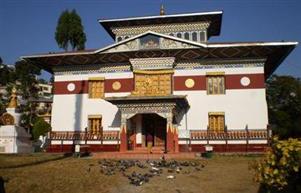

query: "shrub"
(32, 117), (51, 140)
(252, 137), (301, 192)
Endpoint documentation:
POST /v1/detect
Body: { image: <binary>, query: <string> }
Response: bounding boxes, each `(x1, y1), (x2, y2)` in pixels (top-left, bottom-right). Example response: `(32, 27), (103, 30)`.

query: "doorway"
(142, 113), (166, 148)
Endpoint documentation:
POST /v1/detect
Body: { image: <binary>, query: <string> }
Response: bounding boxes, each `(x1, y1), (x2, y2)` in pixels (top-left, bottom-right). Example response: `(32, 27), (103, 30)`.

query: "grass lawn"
(0, 153), (261, 193)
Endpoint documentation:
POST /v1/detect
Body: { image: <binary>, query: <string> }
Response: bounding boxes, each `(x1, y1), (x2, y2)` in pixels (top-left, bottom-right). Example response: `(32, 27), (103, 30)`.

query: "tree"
(0, 58), (16, 86)
(15, 60), (41, 99)
(55, 9), (86, 51)
(32, 117), (51, 140)
(266, 75), (301, 139)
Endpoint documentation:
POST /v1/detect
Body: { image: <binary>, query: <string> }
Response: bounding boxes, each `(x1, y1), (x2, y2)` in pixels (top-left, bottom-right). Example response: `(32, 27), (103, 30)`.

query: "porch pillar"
(166, 116), (174, 153)
(120, 115), (127, 152)
(174, 125), (179, 153)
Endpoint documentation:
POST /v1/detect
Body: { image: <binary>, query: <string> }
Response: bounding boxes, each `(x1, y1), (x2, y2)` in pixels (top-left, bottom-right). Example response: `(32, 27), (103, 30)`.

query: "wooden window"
(88, 78), (104, 99)
(88, 115), (102, 135)
(177, 32), (182, 38)
(206, 74), (225, 95)
(208, 113), (225, 132)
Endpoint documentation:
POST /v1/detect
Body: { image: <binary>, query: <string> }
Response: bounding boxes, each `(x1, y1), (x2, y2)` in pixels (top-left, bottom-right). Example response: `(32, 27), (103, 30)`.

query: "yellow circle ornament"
(112, 81), (121, 91)
(185, 78), (195, 88)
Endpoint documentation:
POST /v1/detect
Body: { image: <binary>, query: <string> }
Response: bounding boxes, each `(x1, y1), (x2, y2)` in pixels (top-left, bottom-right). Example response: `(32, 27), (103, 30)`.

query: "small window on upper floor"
(192, 32), (197, 42)
(169, 33), (174, 36)
(176, 33), (182, 38)
(200, 31), (206, 42)
(208, 113), (225, 132)
(206, 73), (225, 95)
(117, 37), (123, 42)
(88, 78), (105, 99)
(184, 32), (190, 40)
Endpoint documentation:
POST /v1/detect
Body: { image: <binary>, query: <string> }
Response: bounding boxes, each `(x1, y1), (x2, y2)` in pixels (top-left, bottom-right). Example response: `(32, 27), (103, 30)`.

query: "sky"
(0, 0), (300, 80)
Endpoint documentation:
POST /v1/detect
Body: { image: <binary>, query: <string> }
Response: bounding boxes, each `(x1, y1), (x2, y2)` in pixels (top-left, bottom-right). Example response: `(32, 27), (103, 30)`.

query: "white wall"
(174, 89), (268, 131)
(52, 65), (268, 132)
(51, 94), (121, 131)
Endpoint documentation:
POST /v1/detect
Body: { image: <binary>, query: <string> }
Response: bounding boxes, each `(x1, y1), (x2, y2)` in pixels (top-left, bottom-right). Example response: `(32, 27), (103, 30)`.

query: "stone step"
(92, 152), (196, 160)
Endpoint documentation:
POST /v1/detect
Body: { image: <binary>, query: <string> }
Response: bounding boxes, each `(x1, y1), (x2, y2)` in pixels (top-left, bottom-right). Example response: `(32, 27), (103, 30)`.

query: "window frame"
(88, 115), (103, 135)
(206, 72), (225, 95)
(208, 112), (225, 132)
(88, 77), (105, 99)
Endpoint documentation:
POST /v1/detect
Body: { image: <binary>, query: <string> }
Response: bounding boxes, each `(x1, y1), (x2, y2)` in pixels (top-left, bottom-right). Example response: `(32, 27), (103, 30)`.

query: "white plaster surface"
(0, 125), (32, 153)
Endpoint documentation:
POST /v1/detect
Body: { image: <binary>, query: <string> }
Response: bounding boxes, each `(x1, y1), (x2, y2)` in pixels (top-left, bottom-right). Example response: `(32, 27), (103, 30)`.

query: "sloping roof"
(98, 11), (223, 39)
(21, 31), (298, 79)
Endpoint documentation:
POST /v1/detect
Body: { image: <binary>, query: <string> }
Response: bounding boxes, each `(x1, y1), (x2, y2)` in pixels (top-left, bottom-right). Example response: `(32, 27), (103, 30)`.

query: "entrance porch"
(127, 113), (167, 152)
(106, 95), (189, 153)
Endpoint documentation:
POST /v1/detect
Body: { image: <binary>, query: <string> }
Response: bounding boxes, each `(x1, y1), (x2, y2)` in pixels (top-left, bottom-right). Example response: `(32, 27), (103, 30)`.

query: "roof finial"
(160, 4), (165, 15)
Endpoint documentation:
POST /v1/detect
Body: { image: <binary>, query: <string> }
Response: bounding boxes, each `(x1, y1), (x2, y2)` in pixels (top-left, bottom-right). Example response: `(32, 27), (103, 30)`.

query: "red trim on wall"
(173, 73), (265, 91)
(226, 74), (265, 89)
(179, 144), (268, 153)
(47, 144), (119, 153)
(105, 78), (134, 93)
(47, 144), (267, 153)
(174, 76), (206, 91)
(53, 80), (89, 95)
(53, 73), (265, 95)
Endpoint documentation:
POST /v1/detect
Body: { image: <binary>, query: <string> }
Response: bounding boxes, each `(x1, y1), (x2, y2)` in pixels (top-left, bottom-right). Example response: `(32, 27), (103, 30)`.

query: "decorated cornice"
(53, 58), (266, 76)
(175, 58), (266, 70)
(111, 22), (210, 37)
(53, 63), (131, 75)
(129, 57), (175, 70)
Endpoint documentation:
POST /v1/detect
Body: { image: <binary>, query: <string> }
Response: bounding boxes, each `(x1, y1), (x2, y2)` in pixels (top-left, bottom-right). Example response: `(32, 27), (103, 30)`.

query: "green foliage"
(0, 64), (16, 86)
(32, 117), (51, 140)
(55, 9), (86, 51)
(267, 75), (301, 139)
(252, 137), (301, 192)
(15, 60), (41, 99)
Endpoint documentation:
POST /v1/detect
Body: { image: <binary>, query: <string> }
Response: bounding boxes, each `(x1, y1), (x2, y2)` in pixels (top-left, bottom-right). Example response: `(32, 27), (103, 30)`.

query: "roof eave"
(98, 11), (223, 39)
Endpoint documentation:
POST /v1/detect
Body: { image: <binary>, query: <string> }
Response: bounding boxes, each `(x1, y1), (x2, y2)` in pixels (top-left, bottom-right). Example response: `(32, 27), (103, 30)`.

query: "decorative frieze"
(103, 35), (198, 54)
(111, 22), (210, 37)
(129, 57), (175, 70)
(175, 59), (265, 70)
(53, 63), (131, 75)
(131, 71), (172, 96)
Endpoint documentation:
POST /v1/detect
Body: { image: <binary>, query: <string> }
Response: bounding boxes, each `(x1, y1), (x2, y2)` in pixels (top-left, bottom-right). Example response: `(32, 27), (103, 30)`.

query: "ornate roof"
(21, 31), (297, 79)
(98, 11), (223, 39)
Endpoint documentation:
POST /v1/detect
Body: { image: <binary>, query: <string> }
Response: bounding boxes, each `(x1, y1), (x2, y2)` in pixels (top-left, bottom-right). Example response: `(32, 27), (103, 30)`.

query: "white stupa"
(0, 88), (32, 153)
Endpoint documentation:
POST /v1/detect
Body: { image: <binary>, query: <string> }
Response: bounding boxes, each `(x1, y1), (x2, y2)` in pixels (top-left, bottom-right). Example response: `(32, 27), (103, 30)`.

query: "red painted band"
(53, 73), (265, 94)
(105, 78), (134, 93)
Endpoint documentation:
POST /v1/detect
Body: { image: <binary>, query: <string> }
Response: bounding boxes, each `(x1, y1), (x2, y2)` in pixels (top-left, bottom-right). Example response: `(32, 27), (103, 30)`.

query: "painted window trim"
(88, 77), (105, 99)
(206, 72), (226, 95)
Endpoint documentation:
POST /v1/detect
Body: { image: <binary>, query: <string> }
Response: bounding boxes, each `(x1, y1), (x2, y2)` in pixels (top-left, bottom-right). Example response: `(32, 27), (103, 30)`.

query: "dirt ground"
(0, 153), (260, 193)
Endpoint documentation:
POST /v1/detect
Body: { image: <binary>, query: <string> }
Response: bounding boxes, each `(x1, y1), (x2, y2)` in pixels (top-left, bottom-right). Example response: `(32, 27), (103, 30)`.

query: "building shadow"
(0, 153), (72, 170)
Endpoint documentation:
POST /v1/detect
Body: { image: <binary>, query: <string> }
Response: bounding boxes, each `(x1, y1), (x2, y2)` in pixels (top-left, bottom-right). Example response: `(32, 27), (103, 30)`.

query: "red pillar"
(120, 125), (127, 152)
(174, 127), (179, 153)
(166, 123), (174, 153)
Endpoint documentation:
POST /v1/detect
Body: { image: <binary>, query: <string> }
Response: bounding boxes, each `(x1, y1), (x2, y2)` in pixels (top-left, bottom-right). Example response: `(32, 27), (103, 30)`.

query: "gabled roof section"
(95, 31), (204, 54)
(21, 38), (298, 79)
(98, 11), (223, 39)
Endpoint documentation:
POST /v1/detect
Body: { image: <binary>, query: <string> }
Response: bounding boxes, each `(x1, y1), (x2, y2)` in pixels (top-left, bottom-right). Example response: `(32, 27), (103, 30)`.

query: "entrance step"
(92, 152), (196, 160)
(133, 146), (165, 154)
